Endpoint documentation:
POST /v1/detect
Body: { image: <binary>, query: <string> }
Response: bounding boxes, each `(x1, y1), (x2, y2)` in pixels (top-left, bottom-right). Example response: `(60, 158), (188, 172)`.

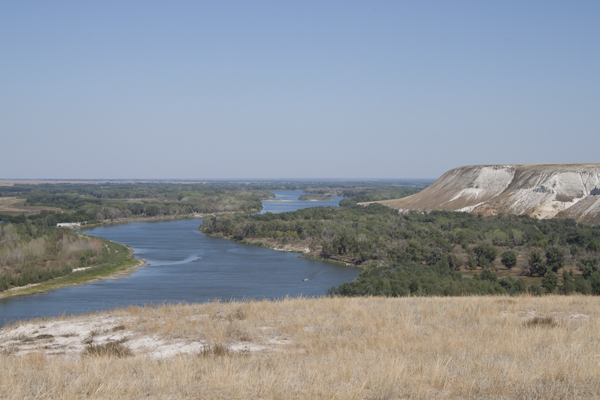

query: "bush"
(546, 247), (565, 273)
(561, 270), (575, 294)
(500, 250), (518, 269)
(528, 284), (544, 296)
(574, 276), (591, 294)
(524, 316), (557, 328)
(499, 276), (526, 295)
(84, 341), (132, 358)
(527, 250), (547, 277)
(590, 271), (600, 295)
(542, 271), (559, 293)
(480, 269), (497, 282)
(578, 257), (599, 278)
(474, 242), (498, 268)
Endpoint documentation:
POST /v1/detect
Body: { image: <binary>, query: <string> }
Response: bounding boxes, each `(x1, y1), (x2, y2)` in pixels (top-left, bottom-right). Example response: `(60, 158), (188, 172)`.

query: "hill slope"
(371, 163), (600, 224)
(1, 297), (599, 399)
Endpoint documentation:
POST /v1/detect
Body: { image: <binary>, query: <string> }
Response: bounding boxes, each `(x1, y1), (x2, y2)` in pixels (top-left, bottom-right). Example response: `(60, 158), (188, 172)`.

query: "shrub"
(499, 276), (526, 295)
(500, 250), (518, 269)
(474, 242), (498, 268)
(590, 271), (600, 295)
(528, 283), (543, 296)
(480, 269), (497, 282)
(545, 247), (565, 273)
(524, 316), (557, 328)
(561, 270), (575, 294)
(542, 271), (559, 293)
(526, 250), (547, 277)
(574, 276), (592, 294)
(578, 257), (599, 279)
(84, 341), (132, 358)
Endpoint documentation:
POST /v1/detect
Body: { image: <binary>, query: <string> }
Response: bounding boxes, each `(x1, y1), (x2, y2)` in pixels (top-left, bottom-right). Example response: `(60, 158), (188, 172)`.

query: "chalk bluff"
(372, 164), (600, 225)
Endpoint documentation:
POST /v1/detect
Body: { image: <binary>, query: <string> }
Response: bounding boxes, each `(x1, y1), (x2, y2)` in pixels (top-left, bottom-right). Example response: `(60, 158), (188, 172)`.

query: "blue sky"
(1, 1), (598, 179)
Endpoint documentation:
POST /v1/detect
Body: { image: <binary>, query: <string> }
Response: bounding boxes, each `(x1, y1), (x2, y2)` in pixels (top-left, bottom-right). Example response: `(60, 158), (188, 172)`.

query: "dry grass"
(0, 197), (63, 216)
(1, 295), (600, 399)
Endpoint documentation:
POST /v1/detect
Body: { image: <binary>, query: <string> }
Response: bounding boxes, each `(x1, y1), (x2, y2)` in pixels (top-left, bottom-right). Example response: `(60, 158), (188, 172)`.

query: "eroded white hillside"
(374, 164), (600, 225)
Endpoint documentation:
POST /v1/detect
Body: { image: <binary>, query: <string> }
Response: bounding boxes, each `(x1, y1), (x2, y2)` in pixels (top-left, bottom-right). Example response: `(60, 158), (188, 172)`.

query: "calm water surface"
(0, 192), (358, 326)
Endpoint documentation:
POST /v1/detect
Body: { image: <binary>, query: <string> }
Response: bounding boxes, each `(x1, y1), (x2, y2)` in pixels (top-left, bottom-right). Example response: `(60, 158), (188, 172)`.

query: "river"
(0, 191), (358, 326)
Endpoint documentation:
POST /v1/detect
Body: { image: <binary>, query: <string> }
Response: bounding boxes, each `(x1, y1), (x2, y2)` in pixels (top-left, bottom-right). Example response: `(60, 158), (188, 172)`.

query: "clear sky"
(1, 1), (598, 180)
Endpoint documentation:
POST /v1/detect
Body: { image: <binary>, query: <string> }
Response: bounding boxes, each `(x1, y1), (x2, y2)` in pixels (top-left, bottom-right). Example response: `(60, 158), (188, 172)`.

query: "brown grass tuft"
(84, 341), (132, 358)
(524, 315), (557, 328)
(198, 344), (236, 357)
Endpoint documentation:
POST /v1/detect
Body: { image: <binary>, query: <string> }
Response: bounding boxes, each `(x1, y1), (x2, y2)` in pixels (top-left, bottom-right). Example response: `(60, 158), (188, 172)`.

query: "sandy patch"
(501, 310), (589, 320)
(0, 313), (292, 359)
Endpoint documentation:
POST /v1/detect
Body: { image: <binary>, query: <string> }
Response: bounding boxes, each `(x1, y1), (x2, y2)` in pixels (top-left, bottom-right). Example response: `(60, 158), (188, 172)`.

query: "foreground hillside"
(372, 163), (600, 225)
(1, 296), (599, 399)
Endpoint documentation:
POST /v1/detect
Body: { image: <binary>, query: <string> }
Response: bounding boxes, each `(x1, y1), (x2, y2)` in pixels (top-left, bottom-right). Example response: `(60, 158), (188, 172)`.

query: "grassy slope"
(1, 296), (599, 399)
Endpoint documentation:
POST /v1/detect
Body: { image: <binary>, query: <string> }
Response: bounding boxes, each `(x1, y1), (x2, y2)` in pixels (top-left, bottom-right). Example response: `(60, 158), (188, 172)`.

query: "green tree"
(480, 268), (498, 282)
(473, 242), (498, 268)
(500, 250), (518, 269)
(590, 271), (600, 295)
(577, 257), (599, 279)
(447, 253), (462, 271)
(545, 247), (565, 273)
(561, 270), (575, 294)
(542, 271), (558, 293)
(527, 250), (546, 276)
(499, 276), (526, 295)
(574, 276), (592, 294)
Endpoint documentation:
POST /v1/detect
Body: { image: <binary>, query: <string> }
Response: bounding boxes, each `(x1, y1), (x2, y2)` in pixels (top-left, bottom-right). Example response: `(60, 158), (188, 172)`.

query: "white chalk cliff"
(372, 164), (600, 225)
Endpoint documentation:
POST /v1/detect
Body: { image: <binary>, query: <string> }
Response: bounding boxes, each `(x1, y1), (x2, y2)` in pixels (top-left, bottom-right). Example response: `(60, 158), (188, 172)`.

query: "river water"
(0, 191), (358, 326)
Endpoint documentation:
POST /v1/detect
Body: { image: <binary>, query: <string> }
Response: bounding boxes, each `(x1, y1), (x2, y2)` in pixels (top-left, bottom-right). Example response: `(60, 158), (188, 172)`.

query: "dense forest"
(0, 220), (129, 293)
(200, 201), (600, 296)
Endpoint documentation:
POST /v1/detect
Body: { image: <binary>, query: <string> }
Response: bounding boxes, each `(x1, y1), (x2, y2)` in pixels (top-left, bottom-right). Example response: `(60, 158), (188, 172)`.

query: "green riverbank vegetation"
(200, 201), (600, 296)
(0, 219), (133, 296)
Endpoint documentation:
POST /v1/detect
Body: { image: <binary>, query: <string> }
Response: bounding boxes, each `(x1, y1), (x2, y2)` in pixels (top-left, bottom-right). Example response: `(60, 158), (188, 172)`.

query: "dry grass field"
(0, 197), (63, 216)
(1, 295), (599, 399)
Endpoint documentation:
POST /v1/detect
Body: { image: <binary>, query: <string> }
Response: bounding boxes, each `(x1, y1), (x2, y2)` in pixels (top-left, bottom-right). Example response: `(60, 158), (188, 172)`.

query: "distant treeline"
(0, 183), (273, 222)
(303, 186), (422, 203)
(201, 201), (600, 296)
(0, 181), (425, 223)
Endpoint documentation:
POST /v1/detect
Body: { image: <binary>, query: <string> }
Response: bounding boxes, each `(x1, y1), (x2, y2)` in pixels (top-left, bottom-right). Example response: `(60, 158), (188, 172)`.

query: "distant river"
(0, 191), (358, 326)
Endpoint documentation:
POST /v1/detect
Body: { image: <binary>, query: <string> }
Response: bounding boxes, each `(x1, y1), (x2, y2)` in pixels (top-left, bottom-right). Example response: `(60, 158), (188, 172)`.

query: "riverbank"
(209, 235), (357, 266)
(297, 194), (334, 201)
(0, 241), (145, 299)
(1, 295), (597, 399)
(79, 211), (254, 229)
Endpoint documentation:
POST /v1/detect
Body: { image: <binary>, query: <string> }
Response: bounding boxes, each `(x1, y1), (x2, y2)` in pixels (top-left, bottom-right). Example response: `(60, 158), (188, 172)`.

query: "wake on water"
(302, 271), (321, 282)
(155, 254), (201, 266)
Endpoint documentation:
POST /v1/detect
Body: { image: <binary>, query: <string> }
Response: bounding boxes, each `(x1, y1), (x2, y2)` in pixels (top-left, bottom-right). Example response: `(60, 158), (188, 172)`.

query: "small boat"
(303, 278), (308, 281)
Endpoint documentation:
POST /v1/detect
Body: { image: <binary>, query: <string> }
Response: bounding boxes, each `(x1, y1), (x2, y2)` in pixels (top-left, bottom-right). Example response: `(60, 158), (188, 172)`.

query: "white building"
(56, 222), (81, 228)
